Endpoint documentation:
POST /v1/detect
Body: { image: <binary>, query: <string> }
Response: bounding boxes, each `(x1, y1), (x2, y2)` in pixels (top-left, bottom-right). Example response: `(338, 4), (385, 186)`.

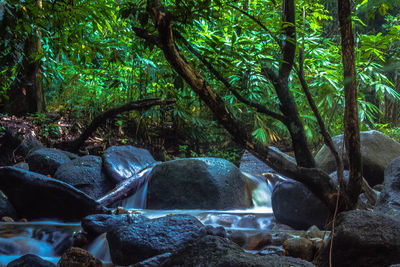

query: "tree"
(128, 0), (363, 213)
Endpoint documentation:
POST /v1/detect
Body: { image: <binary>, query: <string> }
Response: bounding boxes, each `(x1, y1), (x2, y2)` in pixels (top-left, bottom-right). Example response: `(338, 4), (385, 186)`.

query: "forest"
(0, 0), (400, 266)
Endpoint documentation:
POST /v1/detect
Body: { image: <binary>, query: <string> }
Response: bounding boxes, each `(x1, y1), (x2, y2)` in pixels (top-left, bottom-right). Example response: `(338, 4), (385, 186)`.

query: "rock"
(135, 253), (172, 267)
(257, 245), (285, 256)
(162, 235), (314, 267)
(0, 190), (16, 219)
(13, 162), (29, 170)
(237, 215), (259, 229)
(245, 232), (272, 250)
(58, 247), (103, 267)
(103, 145), (156, 183)
(204, 225), (226, 237)
(202, 214), (240, 227)
(314, 210), (400, 267)
(61, 151), (80, 160)
(81, 213), (149, 237)
(54, 156), (114, 199)
(227, 230), (247, 247)
(107, 214), (206, 265)
(146, 158), (253, 210)
(270, 232), (291, 246)
(0, 167), (105, 221)
(1, 216), (13, 222)
(271, 178), (331, 230)
(283, 237), (313, 261)
(7, 254), (56, 267)
(375, 156), (400, 218)
(305, 225), (324, 239)
(26, 148), (71, 176)
(315, 130), (400, 186)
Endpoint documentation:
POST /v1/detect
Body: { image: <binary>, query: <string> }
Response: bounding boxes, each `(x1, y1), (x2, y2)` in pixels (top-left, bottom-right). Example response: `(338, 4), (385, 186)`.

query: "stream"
(0, 170), (276, 266)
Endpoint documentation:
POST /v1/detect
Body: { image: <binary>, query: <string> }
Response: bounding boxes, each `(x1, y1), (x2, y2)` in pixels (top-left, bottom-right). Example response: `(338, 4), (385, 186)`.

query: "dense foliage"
(1, 0), (400, 163)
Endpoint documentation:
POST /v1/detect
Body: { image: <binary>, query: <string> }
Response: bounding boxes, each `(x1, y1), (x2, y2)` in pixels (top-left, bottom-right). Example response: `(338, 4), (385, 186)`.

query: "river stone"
(0, 167), (105, 221)
(13, 162), (29, 170)
(26, 148), (71, 176)
(103, 145), (156, 183)
(146, 158), (253, 210)
(7, 254), (56, 267)
(271, 178), (332, 230)
(315, 130), (400, 186)
(162, 235), (315, 267)
(54, 156), (114, 199)
(0, 190), (16, 219)
(314, 210), (400, 267)
(106, 214), (206, 265)
(58, 247), (103, 267)
(81, 213), (149, 236)
(375, 156), (400, 218)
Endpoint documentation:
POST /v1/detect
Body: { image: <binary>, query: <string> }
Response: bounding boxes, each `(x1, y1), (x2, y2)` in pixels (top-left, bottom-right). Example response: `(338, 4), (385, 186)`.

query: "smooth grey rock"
(54, 156), (114, 199)
(315, 130), (400, 186)
(26, 148), (71, 176)
(314, 210), (400, 267)
(146, 158), (253, 210)
(162, 235), (314, 267)
(103, 145), (156, 183)
(107, 214), (206, 265)
(0, 167), (105, 221)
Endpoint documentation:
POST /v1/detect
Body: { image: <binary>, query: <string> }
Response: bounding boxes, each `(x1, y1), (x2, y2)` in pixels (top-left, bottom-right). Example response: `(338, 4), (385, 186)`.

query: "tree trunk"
(338, 0), (363, 208)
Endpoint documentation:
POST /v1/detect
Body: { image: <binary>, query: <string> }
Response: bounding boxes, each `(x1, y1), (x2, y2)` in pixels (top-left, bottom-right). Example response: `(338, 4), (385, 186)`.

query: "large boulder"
(162, 235), (314, 267)
(375, 156), (400, 218)
(7, 254), (56, 267)
(26, 148), (71, 176)
(54, 156), (114, 199)
(81, 213), (149, 237)
(107, 214), (206, 265)
(271, 178), (332, 230)
(0, 167), (105, 221)
(58, 247), (103, 267)
(315, 130), (400, 186)
(314, 210), (400, 267)
(146, 158), (253, 210)
(102, 145), (156, 184)
(0, 190), (17, 219)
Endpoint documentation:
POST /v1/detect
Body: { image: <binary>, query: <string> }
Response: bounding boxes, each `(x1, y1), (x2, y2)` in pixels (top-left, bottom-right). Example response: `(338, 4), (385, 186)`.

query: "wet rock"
(375, 156), (400, 218)
(245, 232), (272, 250)
(103, 145), (156, 183)
(283, 237), (313, 261)
(227, 230), (247, 247)
(204, 225), (226, 237)
(0, 167), (105, 221)
(315, 130), (400, 186)
(237, 215), (259, 229)
(266, 217), (295, 231)
(61, 151), (79, 160)
(54, 156), (114, 199)
(203, 214), (240, 227)
(147, 158), (253, 210)
(257, 245), (285, 256)
(82, 213), (149, 237)
(7, 254), (56, 267)
(26, 148), (71, 176)
(162, 235), (314, 267)
(13, 162), (29, 170)
(271, 178), (331, 230)
(58, 247), (103, 267)
(0, 190), (16, 219)
(270, 232), (291, 246)
(305, 225), (324, 239)
(107, 214), (206, 265)
(135, 253), (172, 267)
(1, 216), (13, 222)
(314, 210), (400, 267)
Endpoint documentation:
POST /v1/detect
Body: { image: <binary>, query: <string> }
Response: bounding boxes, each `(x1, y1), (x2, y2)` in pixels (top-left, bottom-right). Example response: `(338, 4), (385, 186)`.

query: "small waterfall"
(120, 167), (152, 209)
(87, 233), (111, 263)
(242, 172), (272, 208)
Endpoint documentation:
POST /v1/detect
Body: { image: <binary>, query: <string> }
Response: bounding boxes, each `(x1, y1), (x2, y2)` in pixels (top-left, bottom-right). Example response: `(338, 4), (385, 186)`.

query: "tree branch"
(55, 98), (175, 153)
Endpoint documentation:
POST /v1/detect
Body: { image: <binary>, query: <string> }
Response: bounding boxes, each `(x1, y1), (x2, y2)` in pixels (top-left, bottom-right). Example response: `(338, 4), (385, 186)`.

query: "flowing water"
(0, 170), (274, 265)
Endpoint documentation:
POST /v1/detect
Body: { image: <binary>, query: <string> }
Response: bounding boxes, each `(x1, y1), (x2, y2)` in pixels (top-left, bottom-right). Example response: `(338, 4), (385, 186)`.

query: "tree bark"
(338, 0), (363, 208)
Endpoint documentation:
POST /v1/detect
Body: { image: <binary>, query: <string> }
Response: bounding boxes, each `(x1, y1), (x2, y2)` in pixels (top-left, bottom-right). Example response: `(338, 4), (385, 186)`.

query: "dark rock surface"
(146, 158), (253, 210)
(13, 162), (29, 170)
(107, 214), (206, 265)
(0, 167), (105, 221)
(375, 156), (400, 218)
(314, 210), (400, 267)
(58, 247), (103, 267)
(271, 178), (331, 230)
(103, 145), (156, 183)
(0, 190), (17, 219)
(162, 235), (315, 267)
(81, 213), (149, 236)
(315, 130), (400, 186)
(26, 148), (71, 176)
(7, 254), (56, 267)
(54, 156), (114, 199)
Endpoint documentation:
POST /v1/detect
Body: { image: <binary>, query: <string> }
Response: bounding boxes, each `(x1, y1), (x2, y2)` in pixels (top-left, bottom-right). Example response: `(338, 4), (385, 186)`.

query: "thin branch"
(174, 31), (286, 123)
(132, 27), (161, 48)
